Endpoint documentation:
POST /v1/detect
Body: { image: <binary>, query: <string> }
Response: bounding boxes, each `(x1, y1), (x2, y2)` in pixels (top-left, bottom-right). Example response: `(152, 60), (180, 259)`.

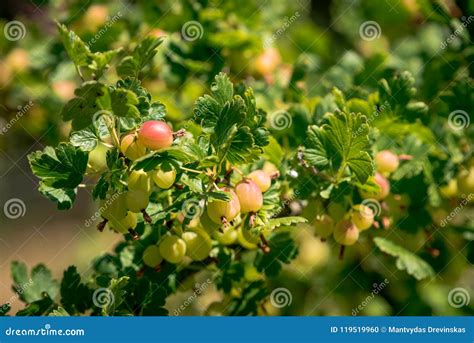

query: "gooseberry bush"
(2, 1), (473, 316)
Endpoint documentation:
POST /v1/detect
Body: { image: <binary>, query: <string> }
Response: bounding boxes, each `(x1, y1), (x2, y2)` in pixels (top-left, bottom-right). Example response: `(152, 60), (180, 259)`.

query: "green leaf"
(0, 303), (11, 316)
(207, 191), (232, 202)
(29, 143), (88, 188)
(255, 232), (298, 277)
(303, 125), (329, 168)
(195, 74), (233, 125)
(110, 88), (140, 118)
(225, 126), (256, 164)
(194, 73), (269, 164)
(49, 307), (70, 316)
(101, 276), (129, 316)
(117, 36), (164, 78)
(133, 147), (197, 171)
(263, 136), (284, 166)
(228, 281), (268, 315)
(16, 294), (54, 316)
(70, 128), (98, 151)
(11, 261), (59, 303)
(92, 175), (110, 200)
(28, 143), (87, 209)
(61, 81), (111, 130)
(38, 184), (77, 210)
(374, 237), (435, 280)
(57, 22), (89, 68)
(179, 174), (203, 193)
(264, 217), (307, 230)
(60, 266), (93, 314)
(140, 284), (169, 316)
(57, 23), (119, 78)
(89, 49), (121, 78)
(325, 111), (373, 183)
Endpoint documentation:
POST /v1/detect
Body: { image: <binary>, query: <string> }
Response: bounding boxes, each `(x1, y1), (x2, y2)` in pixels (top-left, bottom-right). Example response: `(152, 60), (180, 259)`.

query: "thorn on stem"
(141, 209), (152, 223)
(249, 213), (256, 226)
(221, 216), (229, 228)
(137, 267), (145, 277)
(97, 218), (108, 232)
(270, 171), (280, 180)
(128, 228), (140, 240)
(339, 245), (345, 260)
(259, 234), (270, 254)
(173, 128), (186, 138)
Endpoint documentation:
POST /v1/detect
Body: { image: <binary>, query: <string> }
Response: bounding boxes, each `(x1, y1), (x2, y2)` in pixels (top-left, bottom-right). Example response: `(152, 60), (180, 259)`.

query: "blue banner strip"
(0, 316), (472, 343)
